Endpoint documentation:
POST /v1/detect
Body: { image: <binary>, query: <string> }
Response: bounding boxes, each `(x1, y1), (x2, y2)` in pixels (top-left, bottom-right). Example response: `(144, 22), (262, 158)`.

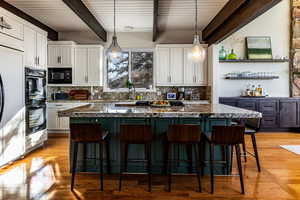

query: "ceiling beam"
(153, 0), (159, 42)
(0, 1), (58, 41)
(202, 0), (282, 45)
(62, 0), (107, 42)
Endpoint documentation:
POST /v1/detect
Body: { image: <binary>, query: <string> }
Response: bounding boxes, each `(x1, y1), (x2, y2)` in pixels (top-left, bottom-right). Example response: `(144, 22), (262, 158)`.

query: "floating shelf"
(225, 76), (280, 80)
(219, 59), (289, 63)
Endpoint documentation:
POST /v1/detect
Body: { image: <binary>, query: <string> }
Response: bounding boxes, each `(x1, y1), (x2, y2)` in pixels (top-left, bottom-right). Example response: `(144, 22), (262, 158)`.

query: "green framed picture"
(246, 36), (273, 59)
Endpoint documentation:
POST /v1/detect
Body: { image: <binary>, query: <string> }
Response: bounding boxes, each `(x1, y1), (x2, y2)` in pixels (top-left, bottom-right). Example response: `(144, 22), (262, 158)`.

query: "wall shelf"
(219, 59), (289, 63)
(225, 76), (279, 80)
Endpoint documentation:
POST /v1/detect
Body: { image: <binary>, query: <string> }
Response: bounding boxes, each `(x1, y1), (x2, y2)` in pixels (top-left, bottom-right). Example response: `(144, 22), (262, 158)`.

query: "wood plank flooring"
(0, 132), (300, 200)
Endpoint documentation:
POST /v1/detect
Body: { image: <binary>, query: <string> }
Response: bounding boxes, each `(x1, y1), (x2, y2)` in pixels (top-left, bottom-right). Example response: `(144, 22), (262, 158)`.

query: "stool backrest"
(167, 124), (202, 143)
(211, 125), (245, 145)
(120, 124), (153, 144)
(70, 123), (105, 142)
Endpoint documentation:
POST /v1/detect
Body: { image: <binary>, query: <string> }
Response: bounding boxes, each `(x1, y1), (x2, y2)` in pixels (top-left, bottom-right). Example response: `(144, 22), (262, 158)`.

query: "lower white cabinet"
(47, 103), (87, 132)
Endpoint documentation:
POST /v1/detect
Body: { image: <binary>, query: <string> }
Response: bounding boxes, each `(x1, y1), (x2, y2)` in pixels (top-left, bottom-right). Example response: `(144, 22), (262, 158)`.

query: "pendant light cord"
(114, 0), (116, 36)
(195, 0), (198, 35)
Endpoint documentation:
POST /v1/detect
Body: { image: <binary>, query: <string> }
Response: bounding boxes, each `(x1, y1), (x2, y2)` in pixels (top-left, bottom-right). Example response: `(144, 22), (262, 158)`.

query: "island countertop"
(58, 103), (262, 118)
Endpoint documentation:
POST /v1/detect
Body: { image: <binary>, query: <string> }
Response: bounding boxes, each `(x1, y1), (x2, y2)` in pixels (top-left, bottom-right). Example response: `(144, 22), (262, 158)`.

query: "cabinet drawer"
(237, 101), (257, 111)
(261, 115), (278, 128)
(219, 98), (237, 107)
(259, 100), (278, 114)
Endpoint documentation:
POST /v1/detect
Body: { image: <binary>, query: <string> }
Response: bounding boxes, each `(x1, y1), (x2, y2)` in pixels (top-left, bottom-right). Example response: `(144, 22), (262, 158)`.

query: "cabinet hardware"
(57, 56), (61, 64)
(0, 17), (12, 30)
(37, 57), (40, 65)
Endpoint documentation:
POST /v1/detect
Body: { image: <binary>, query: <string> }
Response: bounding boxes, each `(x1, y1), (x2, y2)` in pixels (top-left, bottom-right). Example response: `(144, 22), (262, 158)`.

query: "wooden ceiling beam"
(203, 0), (282, 45)
(62, 0), (107, 42)
(153, 0), (159, 42)
(0, 1), (58, 41)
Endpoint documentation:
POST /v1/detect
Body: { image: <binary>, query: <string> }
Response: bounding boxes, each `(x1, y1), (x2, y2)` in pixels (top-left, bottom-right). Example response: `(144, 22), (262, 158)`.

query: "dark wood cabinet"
(279, 100), (299, 128)
(219, 97), (300, 130)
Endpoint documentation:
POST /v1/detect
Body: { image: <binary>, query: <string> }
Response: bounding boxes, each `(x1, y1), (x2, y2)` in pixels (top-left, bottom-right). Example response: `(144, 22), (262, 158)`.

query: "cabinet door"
(36, 32), (47, 69)
(87, 47), (101, 85)
(47, 108), (58, 130)
(0, 13), (24, 40)
(74, 48), (88, 85)
(48, 45), (61, 66)
(237, 100), (257, 111)
(170, 48), (184, 85)
(61, 46), (73, 66)
(24, 26), (36, 68)
(184, 48), (195, 85)
(279, 100), (299, 128)
(59, 117), (70, 130)
(195, 53), (207, 85)
(156, 48), (170, 85)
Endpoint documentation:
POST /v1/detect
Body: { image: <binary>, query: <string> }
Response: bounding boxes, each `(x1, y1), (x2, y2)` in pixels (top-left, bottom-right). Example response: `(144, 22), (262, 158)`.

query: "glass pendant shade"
(106, 35), (122, 60)
(190, 34), (206, 63)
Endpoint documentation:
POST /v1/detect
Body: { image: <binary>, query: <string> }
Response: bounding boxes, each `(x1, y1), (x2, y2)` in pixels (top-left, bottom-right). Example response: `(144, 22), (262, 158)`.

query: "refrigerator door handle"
(0, 74), (4, 123)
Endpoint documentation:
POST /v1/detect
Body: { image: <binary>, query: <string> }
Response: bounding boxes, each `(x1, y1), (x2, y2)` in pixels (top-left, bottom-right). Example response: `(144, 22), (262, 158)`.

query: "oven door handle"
(0, 74), (4, 123)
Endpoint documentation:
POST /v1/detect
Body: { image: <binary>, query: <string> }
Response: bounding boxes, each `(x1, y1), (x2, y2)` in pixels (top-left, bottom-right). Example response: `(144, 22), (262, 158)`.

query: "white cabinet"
(74, 46), (102, 86)
(47, 103), (87, 132)
(48, 41), (76, 67)
(156, 44), (207, 86)
(0, 11), (24, 40)
(24, 26), (47, 69)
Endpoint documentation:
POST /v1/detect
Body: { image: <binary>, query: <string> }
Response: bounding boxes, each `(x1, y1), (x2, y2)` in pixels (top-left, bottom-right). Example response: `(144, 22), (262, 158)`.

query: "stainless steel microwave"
(48, 68), (72, 84)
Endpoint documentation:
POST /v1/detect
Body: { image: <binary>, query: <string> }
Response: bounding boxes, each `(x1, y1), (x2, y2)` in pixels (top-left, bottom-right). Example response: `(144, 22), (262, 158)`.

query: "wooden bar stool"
(119, 124), (153, 192)
(70, 123), (110, 191)
(166, 124), (203, 192)
(241, 118), (261, 172)
(205, 125), (245, 194)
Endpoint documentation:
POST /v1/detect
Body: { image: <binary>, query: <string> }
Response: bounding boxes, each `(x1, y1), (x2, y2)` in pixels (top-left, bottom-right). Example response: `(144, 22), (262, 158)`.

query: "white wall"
(216, 0), (290, 98)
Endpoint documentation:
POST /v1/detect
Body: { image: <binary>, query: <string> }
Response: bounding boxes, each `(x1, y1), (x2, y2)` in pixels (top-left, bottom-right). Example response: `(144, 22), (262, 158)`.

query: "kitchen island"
(59, 103), (261, 174)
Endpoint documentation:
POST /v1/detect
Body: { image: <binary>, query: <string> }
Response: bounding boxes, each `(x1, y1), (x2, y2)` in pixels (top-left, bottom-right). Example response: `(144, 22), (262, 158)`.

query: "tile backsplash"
(47, 86), (211, 101)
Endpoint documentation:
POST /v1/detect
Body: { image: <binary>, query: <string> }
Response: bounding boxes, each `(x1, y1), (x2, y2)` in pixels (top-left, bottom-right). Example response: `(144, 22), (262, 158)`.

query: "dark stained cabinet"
(219, 97), (300, 130)
(279, 100), (299, 128)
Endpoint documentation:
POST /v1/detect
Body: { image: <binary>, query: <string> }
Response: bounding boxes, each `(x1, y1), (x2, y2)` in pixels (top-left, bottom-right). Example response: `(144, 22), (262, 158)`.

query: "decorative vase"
(219, 46), (227, 60)
(227, 49), (237, 60)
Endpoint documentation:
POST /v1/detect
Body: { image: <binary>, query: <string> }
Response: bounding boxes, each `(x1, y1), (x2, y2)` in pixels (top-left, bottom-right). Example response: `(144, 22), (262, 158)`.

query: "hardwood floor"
(0, 132), (300, 200)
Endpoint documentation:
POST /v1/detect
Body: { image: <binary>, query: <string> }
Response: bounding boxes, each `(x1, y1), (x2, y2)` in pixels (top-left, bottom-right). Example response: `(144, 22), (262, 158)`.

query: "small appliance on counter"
(166, 92), (177, 100)
(51, 92), (69, 100)
(69, 90), (90, 100)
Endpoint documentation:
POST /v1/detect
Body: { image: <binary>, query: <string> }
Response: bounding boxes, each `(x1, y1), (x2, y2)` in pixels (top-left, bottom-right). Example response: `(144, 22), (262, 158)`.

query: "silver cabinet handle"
(57, 56), (61, 64)
(0, 17), (12, 30)
(37, 57), (40, 65)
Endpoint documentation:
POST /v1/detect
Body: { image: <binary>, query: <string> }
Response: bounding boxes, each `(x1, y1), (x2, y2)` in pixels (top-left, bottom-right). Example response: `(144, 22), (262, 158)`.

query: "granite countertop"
(47, 99), (210, 104)
(58, 103), (262, 119)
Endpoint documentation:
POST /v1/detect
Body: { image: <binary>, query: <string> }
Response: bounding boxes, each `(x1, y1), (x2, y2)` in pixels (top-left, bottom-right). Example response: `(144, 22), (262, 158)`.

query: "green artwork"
(246, 37), (272, 59)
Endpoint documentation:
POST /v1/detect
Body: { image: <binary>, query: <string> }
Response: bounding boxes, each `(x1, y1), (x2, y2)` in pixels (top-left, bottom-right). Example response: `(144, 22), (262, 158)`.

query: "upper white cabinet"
(24, 26), (47, 69)
(48, 41), (75, 67)
(0, 11), (24, 40)
(156, 44), (208, 86)
(74, 45), (103, 86)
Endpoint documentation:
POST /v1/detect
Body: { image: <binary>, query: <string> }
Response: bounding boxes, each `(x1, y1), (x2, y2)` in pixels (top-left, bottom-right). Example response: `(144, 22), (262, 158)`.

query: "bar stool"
(204, 125), (245, 194)
(166, 124), (203, 192)
(241, 118), (261, 172)
(70, 123), (110, 191)
(119, 124), (153, 192)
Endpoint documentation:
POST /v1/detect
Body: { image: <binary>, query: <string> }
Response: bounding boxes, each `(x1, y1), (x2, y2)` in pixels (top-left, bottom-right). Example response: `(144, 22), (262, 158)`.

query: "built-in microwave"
(48, 68), (72, 84)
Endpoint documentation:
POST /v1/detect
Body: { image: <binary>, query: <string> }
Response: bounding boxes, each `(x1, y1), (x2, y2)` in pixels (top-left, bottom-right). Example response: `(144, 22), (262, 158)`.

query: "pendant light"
(190, 0), (206, 63)
(106, 0), (122, 60)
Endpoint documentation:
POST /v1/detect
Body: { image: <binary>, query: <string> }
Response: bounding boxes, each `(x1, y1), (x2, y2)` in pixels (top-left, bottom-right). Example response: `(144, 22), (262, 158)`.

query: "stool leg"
(83, 143), (87, 172)
(147, 144), (152, 192)
(230, 145), (233, 174)
(71, 142), (78, 191)
(251, 134), (261, 172)
(199, 139), (205, 176)
(242, 139), (247, 162)
(124, 143), (129, 172)
(119, 142), (125, 191)
(235, 144), (245, 194)
(186, 144), (193, 173)
(105, 139), (111, 174)
(194, 144), (202, 192)
(99, 142), (104, 191)
(209, 143), (214, 194)
(167, 143), (172, 192)
(164, 141), (169, 175)
(221, 145), (226, 174)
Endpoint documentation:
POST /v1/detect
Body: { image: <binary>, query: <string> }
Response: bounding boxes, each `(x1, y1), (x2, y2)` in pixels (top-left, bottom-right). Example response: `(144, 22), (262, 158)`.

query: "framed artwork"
(246, 36), (273, 59)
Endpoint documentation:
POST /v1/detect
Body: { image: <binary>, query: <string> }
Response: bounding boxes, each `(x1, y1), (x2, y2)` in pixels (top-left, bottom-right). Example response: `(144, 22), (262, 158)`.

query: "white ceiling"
(5, 0), (229, 33)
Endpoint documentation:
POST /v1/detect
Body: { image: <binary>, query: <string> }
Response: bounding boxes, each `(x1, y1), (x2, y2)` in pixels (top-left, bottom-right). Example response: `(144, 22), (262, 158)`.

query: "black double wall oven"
(25, 68), (46, 136)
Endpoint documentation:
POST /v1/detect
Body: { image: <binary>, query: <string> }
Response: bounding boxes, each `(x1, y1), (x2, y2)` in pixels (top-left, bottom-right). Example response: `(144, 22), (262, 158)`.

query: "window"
(105, 50), (154, 91)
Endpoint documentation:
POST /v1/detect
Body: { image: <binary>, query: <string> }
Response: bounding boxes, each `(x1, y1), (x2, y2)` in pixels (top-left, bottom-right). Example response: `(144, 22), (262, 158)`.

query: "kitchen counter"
(47, 99), (211, 104)
(58, 102), (262, 119)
